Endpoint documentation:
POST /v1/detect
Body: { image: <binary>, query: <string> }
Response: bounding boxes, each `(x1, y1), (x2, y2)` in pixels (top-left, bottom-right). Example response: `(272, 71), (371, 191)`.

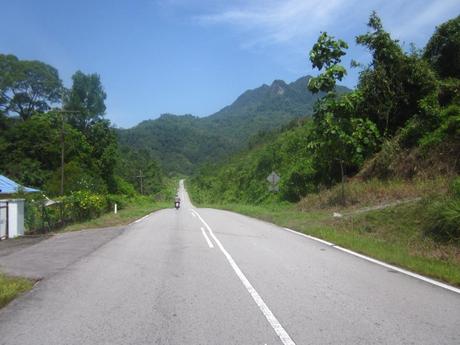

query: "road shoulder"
(0, 226), (125, 280)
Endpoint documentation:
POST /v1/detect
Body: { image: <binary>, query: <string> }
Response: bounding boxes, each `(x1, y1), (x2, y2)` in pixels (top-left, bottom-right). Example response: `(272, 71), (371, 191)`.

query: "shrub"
(425, 198), (460, 242)
(419, 104), (460, 150)
(63, 190), (108, 221)
(452, 177), (460, 197)
(106, 194), (130, 210)
(113, 176), (137, 197)
(425, 177), (460, 242)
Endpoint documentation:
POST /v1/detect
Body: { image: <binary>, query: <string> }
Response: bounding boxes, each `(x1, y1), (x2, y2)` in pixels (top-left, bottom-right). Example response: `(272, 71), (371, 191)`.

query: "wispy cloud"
(195, 0), (460, 48)
(197, 0), (356, 45)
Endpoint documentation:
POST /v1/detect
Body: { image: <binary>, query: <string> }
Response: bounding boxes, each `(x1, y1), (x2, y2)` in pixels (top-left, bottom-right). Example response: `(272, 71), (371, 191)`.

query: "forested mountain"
(117, 76), (350, 174)
(190, 14), (460, 206)
(118, 114), (233, 174)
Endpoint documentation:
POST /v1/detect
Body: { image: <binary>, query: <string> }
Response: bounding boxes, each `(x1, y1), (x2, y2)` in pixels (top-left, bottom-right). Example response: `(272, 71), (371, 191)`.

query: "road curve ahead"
(0, 180), (459, 345)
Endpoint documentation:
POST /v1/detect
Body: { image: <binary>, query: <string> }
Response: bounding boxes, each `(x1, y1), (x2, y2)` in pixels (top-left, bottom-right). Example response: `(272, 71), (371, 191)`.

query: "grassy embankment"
(189, 177), (460, 287)
(61, 197), (171, 232)
(0, 273), (34, 308)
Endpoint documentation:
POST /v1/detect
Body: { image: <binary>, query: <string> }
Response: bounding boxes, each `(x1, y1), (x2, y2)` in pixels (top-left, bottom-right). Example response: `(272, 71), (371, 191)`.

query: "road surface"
(0, 181), (459, 344)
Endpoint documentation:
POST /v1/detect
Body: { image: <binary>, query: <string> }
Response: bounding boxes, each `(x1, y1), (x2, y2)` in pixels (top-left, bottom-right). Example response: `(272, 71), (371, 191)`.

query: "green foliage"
(112, 176), (137, 197)
(117, 147), (165, 195)
(279, 158), (315, 202)
(308, 91), (381, 184)
(106, 194), (131, 210)
(63, 190), (108, 221)
(438, 78), (460, 106)
(118, 77), (349, 175)
(0, 113), (62, 187)
(309, 32), (348, 70)
(0, 54), (62, 120)
(424, 15), (460, 79)
(452, 177), (460, 197)
(425, 197), (460, 242)
(308, 32), (348, 94)
(0, 55), (168, 200)
(64, 71), (107, 131)
(356, 12), (439, 135)
(191, 13), (459, 213)
(44, 161), (108, 195)
(190, 122), (317, 204)
(419, 104), (460, 150)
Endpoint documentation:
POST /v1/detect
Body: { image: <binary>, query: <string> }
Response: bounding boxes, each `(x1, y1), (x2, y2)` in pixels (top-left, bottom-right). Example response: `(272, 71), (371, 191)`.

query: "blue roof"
(0, 175), (40, 194)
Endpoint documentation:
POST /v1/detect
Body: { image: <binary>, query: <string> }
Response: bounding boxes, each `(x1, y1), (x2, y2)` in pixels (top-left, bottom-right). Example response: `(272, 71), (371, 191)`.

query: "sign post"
(267, 171), (280, 192)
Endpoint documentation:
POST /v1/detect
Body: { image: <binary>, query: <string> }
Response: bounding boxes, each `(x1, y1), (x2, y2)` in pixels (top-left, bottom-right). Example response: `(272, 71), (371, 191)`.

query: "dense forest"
(0, 56), (168, 204)
(190, 13), (460, 227)
(117, 77), (349, 174)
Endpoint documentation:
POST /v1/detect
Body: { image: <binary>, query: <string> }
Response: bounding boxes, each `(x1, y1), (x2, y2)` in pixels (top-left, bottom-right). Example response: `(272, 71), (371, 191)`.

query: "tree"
(64, 71), (106, 131)
(307, 30), (381, 187)
(307, 92), (380, 186)
(0, 112), (90, 188)
(356, 12), (438, 135)
(307, 32), (348, 95)
(0, 54), (63, 120)
(424, 15), (460, 79)
(84, 119), (118, 192)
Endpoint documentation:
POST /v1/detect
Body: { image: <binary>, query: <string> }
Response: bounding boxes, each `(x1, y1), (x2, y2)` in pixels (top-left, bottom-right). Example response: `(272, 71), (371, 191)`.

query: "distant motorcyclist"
(174, 195), (181, 209)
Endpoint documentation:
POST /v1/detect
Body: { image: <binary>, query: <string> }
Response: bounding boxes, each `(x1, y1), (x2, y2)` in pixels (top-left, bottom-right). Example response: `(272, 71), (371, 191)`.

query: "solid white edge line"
(191, 209), (296, 345)
(200, 226), (214, 248)
(282, 227), (334, 246)
(131, 213), (151, 225)
(283, 227), (460, 295)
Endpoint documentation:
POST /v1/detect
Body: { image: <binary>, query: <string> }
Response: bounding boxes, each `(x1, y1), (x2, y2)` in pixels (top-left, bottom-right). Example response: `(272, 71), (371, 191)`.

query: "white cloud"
(195, 0), (460, 47)
(197, 0), (359, 45)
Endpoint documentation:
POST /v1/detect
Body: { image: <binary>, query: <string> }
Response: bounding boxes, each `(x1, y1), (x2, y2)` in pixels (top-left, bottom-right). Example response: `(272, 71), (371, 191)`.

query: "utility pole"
(60, 111), (65, 196)
(137, 170), (145, 195)
(56, 109), (80, 196)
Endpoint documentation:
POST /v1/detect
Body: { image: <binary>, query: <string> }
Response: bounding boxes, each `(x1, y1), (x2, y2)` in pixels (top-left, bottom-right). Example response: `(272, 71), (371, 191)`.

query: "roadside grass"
(61, 199), (171, 232)
(195, 200), (460, 287)
(298, 177), (450, 211)
(0, 273), (34, 309)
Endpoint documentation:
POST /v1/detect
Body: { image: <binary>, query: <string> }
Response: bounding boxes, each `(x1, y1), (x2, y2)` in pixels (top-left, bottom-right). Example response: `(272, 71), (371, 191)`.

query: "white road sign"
(267, 172), (280, 185)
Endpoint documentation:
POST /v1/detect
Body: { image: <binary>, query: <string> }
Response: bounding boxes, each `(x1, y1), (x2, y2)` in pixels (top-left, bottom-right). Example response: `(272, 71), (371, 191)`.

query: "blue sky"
(2, 0), (459, 128)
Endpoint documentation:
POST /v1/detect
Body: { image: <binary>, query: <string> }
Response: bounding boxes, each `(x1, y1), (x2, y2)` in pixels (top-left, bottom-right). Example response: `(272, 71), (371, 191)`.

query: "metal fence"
(24, 201), (65, 234)
(0, 201), (9, 240)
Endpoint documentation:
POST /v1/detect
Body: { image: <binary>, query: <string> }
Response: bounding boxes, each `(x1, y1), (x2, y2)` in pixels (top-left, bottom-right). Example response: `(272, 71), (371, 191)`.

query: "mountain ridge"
(117, 76), (350, 174)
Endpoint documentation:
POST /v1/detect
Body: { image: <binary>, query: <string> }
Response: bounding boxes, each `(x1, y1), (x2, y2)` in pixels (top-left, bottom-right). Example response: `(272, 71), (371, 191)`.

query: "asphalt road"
(0, 181), (459, 345)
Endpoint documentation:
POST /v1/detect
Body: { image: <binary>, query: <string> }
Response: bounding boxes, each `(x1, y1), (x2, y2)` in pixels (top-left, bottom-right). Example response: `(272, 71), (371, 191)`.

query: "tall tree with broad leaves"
(424, 15), (460, 79)
(307, 30), (380, 186)
(64, 71), (107, 132)
(0, 54), (63, 120)
(356, 12), (437, 135)
(307, 32), (348, 95)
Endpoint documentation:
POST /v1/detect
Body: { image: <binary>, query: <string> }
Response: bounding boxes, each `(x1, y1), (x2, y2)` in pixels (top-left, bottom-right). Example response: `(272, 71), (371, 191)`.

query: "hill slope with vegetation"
(191, 13), (460, 206)
(117, 76), (349, 174)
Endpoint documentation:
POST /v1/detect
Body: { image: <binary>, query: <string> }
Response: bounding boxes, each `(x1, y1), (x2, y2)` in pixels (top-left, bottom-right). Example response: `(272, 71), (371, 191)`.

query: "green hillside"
(117, 76), (350, 174)
(189, 13), (460, 235)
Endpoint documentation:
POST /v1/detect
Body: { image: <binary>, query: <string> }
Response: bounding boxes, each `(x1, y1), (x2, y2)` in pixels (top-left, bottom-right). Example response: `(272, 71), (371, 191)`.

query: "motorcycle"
(175, 201), (180, 210)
